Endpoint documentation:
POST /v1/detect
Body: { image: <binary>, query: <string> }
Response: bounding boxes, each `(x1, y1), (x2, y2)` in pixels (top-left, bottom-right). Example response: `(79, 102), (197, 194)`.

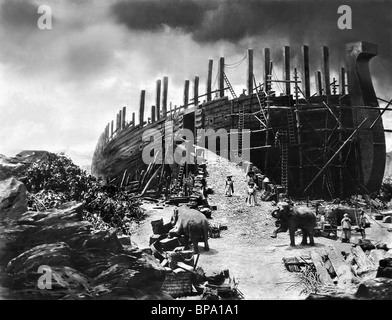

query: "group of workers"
(224, 163), (271, 207)
(340, 209), (368, 243)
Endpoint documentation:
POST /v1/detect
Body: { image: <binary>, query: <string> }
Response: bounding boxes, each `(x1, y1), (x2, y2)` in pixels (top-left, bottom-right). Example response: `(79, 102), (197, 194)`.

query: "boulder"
(0, 177), (27, 220)
(383, 216), (392, 223)
(18, 202), (84, 226)
(0, 151), (50, 181)
(94, 253), (165, 294)
(80, 229), (123, 252)
(7, 242), (73, 274)
(355, 278), (392, 299)
(0, 155), (25, 181)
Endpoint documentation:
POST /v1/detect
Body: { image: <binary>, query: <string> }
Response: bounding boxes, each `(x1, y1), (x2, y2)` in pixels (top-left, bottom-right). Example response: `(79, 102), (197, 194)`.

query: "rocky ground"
(0, 177), (169, 300)
(2, 150), (392, 300)
(133, 150), (392, 299)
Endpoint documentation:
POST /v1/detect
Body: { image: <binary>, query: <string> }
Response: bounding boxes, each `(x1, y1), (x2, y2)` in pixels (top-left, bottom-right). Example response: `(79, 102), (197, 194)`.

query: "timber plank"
(310, 250), (333, 285)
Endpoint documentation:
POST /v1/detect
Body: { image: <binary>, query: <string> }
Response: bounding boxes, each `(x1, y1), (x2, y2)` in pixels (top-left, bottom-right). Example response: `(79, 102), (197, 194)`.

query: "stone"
(94, 253), (165, 294)
(0, 178), (27, 220)
(18, 202), (84, 226)
(383, 216), (392, 223)
(81, 229), (123, 253)
(118, 235), (132, 246)
(355, 278), (392, 299)
(6, 242), (72, 275)
(0, 155), (25, 181)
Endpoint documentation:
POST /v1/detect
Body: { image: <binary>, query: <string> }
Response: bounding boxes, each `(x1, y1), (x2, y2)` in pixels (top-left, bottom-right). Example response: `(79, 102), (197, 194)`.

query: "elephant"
(270, 202), (316, 246)
(168, 206), (210, 253)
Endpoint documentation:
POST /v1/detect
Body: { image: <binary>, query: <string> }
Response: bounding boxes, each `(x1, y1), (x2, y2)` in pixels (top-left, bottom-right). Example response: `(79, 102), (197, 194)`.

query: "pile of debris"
(144, 218), (240, 300)
(283, 240), (392, 299)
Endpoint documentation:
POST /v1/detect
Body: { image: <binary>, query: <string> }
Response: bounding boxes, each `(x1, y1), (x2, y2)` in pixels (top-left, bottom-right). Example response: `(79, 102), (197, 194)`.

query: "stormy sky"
(0, 0), (391, 166)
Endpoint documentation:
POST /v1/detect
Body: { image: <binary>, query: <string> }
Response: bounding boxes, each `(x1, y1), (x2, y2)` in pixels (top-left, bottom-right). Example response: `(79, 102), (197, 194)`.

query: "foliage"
(22, 152), (144, 235)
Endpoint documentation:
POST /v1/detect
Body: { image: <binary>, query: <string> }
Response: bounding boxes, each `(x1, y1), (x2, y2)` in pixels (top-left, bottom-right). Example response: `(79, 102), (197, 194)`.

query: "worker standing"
(246, 182), (256, 207)
(358, 210), (367, 239)
(340, 213), (352, 243)
(225, 175), (234, 197)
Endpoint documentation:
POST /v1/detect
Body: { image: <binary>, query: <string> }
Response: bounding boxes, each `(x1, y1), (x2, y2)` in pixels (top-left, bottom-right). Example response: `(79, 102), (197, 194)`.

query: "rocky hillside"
(0, 151), (170, 300)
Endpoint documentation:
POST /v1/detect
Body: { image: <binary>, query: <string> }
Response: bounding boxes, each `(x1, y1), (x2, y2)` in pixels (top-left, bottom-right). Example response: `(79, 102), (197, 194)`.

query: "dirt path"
(131, 151), (392, 300)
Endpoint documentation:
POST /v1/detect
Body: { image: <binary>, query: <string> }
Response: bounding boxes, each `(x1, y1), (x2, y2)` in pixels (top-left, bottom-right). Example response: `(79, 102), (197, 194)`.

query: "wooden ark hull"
(92, 41), (386, 199)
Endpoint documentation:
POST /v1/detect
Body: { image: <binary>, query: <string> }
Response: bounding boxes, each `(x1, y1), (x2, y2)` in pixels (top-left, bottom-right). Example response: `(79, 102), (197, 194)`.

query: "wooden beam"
(156, 79), (161, 120)
(116, 112), (120, 131)
(339, 67), (346, 95)
(151, 105), (156, 123)
(315, 71), (323, 96)
(247, 49), (253, 95)
(303, 118), (368, 194)
(183, 80), (189, 108)
(264, 48), (270, 92)
(219, 57), (225, 98)
(322, 46), (331, 95)
(122, 106), (126, 129)
(110, 120), (114, 137)
(162, 76), (168, 117)
(119, 109), (123, 131)
(310, 251), (333, 285)
(282, 46), (290, 95)
(207, 59), (213, 102)
(302, 45), (310, 97)
(132, 112), (135, 127)
(194, 76), (199, 106)
(139, 90), (145, 126)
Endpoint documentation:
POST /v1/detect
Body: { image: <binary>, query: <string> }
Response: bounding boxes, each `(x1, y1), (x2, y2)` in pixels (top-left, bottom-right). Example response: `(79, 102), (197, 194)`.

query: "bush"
(22, 152), (144, 235)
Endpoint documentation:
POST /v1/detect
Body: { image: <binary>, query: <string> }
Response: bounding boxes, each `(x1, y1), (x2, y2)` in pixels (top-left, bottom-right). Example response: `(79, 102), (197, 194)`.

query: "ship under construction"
(92, 41), (389, 199)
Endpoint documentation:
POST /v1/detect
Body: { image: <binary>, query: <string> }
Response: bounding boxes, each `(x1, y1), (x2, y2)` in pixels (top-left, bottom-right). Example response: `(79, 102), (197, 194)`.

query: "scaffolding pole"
(303, 118), (368, 194)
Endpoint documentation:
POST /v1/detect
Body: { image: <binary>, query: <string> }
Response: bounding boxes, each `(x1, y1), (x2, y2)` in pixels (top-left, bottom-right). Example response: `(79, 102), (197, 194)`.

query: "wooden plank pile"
(284, 242), (392, 295)
(147, 218), (238, 299)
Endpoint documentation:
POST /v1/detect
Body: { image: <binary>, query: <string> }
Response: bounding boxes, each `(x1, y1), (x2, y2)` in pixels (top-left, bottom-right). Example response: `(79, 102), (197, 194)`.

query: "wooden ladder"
(281, 133), (289, 192)
(223, 72), (244, 157)
(287, 109), (297, 144)
(177, 162), (186, 188)
(223, 72), (237, 99)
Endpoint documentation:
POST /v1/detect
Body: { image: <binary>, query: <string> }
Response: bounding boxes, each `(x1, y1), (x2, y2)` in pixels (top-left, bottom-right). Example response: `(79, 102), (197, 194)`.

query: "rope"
(224, 52), (248, 69)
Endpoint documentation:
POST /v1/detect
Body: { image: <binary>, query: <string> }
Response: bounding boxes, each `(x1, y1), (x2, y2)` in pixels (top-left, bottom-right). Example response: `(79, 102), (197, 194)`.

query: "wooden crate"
(161, 270), (193, 298)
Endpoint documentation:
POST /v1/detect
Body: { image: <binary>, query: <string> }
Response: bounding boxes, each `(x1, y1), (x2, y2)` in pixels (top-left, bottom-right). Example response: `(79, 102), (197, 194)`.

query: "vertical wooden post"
(194, 76), (199, 106)
(247, 49), (253, 95)
(132, 112), (135, 127)
(122, 106), (126, 129)
(116, 113), (119, 131)
(302, 45), (310, 97)
(139, 90), (145, 126)
(219, 57), (225, 98)
(119, 109), (122, 131)
(110, 120), (114, 137)
(315, 71), (323, 95)
(162, 76), (168, 117)
(339, 67), (346, 95)
(207, 59), (213, 101)
(156, 79), (161, 120)
(151, 105), (156, 123)
(283, 46), (291, 96)
(322, 46), (331, 95)
(183, 80), (189, 108)
(264, 48), (270, 92)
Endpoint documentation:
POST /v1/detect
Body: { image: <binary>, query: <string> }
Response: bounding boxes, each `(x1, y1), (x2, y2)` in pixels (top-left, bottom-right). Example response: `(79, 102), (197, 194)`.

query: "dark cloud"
(111, 0), (392, 94)
(0, 0), (39, 30)
(110, 0), (216, 32)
